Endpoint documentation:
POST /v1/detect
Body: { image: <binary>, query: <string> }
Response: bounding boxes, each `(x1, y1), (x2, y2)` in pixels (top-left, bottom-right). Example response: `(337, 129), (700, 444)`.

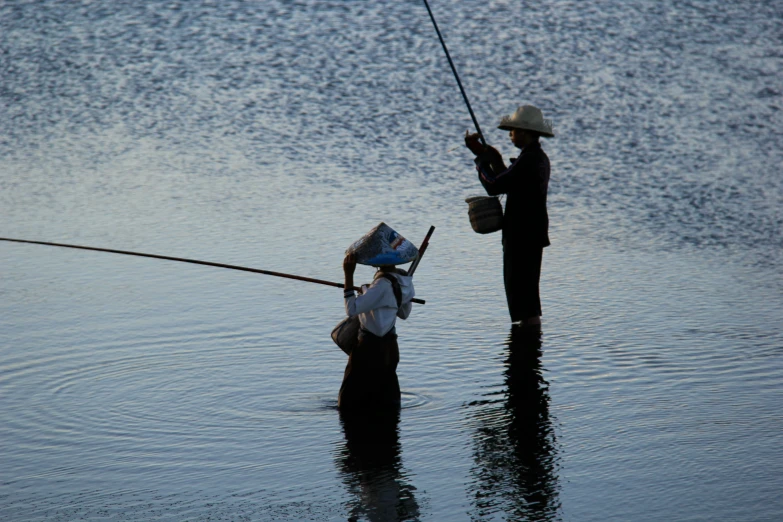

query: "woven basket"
(465, 196), (503, 234)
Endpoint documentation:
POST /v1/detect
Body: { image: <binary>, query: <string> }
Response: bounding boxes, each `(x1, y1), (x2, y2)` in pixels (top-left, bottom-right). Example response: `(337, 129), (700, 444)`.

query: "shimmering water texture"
(1, 0), (782, 520)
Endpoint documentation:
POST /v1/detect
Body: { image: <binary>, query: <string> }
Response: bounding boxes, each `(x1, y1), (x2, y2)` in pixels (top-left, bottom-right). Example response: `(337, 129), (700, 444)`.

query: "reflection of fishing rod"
(0, 237), (427, 305)
(422, 0), (486, 146)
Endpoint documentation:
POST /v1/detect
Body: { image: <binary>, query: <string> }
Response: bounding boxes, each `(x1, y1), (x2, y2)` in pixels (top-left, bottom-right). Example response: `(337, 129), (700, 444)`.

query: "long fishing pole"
(422, 0), (486, 145)
(0, 237), (427, 305)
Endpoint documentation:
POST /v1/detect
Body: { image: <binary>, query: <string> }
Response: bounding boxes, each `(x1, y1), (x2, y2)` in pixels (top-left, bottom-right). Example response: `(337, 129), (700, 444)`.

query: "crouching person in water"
(338, 253), (415, 410)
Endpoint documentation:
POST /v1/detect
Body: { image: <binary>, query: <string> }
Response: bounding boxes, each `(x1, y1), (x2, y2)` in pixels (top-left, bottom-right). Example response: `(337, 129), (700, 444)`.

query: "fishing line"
(0, 237), (427, 305)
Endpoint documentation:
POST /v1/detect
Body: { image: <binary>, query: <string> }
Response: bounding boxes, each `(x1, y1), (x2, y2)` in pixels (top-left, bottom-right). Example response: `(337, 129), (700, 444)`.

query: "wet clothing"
(476, 141), (550, 321)
(339, 270), (414, 410)
(338, 330), (401, 410)
(503, 239), (544, 320)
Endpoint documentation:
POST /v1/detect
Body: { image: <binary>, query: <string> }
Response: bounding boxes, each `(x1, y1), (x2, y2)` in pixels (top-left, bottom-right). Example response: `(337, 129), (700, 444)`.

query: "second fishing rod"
(0, 229), (433, 305)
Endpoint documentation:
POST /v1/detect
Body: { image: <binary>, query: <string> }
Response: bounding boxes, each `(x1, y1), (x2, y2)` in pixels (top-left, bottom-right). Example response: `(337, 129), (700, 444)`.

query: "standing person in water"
(465, 104), (554, 328)
(338, 223), (417, 410)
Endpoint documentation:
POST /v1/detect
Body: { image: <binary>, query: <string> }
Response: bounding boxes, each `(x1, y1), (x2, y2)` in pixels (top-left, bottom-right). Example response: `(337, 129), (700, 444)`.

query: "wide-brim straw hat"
(346, 222), (419, 266)
(497, 104), (555, 138)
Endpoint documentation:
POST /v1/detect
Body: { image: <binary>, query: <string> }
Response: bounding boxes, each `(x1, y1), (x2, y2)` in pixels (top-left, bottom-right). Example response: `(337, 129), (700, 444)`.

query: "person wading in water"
(464, 104), (554, 328)
(338, 225), (417, 410)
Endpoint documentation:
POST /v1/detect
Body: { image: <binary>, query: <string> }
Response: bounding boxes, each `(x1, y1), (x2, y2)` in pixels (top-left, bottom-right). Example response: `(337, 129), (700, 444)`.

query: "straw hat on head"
(498, 104), (555, 138)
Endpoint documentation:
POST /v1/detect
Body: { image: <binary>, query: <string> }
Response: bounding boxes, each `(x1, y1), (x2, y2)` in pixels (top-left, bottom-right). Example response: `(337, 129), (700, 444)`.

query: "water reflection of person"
(468, 326), (560, 520)
(336, 409), (421, 522)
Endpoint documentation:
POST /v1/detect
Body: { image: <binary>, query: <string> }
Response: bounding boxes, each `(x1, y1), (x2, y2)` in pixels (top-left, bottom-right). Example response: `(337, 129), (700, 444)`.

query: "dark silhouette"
(467, 326), (561, 521)
(465, 104), (554, 327)
(335, 409), (421, 521)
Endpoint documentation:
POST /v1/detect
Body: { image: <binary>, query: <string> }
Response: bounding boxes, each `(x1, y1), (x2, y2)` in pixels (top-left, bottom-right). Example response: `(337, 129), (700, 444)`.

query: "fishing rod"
(408, 225), (434, 276)
(422, 0), (486, 146)
(0, 237), (427, 305)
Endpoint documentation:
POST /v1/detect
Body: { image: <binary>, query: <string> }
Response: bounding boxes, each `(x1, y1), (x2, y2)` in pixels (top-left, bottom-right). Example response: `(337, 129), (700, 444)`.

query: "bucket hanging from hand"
(465, 195), (503, 234)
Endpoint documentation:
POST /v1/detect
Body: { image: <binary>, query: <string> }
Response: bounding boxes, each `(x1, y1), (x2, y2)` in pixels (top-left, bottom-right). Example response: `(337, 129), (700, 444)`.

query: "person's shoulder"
(389, 272), (413, 290)
(370, 273), (395, 288)
(534, 142), (550, 158)
(377, 272), (412, 292)
(520, 143), (549, 166)
(523, 141), (546, 155)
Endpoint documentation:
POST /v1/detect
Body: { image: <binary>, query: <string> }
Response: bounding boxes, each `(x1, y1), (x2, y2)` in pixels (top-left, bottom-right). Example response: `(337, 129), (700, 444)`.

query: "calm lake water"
(1, 0), (782, 520)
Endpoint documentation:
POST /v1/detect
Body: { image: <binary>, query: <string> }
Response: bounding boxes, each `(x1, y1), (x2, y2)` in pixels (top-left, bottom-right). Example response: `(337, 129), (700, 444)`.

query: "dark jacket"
(476, 141), (551, 248)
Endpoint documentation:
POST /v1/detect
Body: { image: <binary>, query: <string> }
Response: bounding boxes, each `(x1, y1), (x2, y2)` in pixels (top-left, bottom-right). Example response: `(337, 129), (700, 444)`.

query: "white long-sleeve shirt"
(344, 272), (415, 337)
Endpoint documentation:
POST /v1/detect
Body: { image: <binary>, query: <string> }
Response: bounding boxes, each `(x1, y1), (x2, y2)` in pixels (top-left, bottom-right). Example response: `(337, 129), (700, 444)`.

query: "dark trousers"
(338, 331), (401, 410)
(503, 239), (543, 322)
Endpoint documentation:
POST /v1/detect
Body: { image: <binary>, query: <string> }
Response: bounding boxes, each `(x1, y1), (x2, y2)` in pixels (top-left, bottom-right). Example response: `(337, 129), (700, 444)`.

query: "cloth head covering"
(346, 222), (418, 266)
(497, 104), (555, 137)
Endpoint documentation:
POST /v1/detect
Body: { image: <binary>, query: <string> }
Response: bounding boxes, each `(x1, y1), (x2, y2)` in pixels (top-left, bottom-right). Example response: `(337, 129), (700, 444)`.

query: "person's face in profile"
(509, 128), (534, 149)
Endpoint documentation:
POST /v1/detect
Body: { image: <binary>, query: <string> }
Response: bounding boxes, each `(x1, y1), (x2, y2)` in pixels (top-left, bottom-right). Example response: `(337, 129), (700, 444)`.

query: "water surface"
(2, 0), (782, 520)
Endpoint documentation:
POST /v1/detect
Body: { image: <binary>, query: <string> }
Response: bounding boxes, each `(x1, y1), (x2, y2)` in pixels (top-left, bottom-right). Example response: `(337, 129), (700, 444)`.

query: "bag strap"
(379, 273), (403, 309)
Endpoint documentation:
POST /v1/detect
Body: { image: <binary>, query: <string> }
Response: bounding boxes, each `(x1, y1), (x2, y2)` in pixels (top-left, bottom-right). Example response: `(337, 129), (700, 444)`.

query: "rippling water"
(2, 0), (782, 520)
